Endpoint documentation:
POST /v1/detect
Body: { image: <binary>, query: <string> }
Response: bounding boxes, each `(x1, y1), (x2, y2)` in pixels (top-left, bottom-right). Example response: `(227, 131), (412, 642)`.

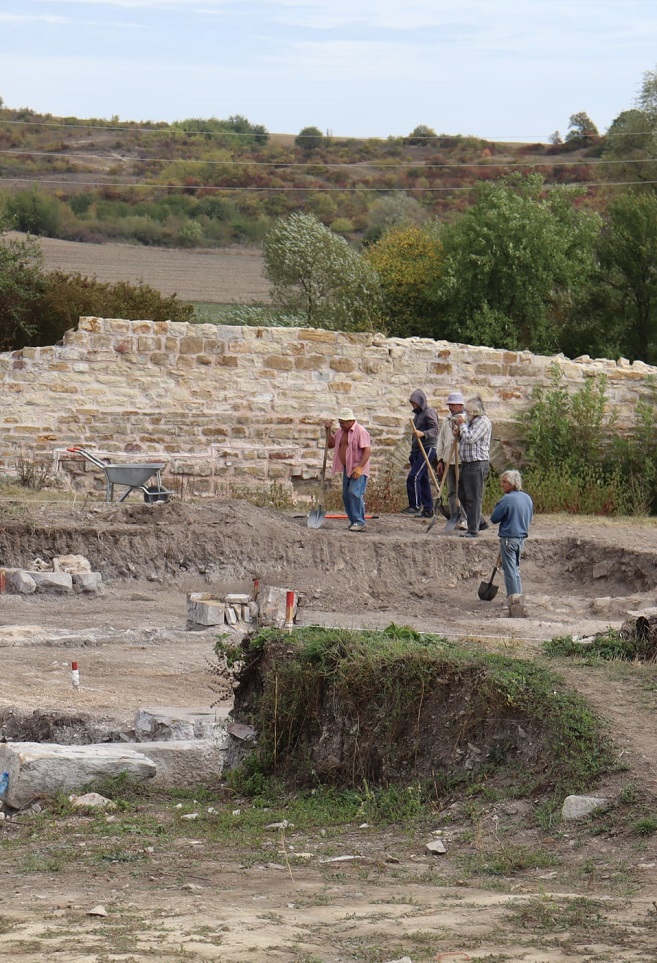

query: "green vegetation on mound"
(228, 625), (613, 799)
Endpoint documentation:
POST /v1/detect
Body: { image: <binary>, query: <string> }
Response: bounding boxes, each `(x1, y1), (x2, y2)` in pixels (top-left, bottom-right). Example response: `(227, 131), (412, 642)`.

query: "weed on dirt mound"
(230, 625), (613, 799)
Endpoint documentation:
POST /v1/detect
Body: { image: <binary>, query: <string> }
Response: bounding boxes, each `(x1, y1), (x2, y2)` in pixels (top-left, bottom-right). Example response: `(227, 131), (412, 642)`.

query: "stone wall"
(1, 317), (653, 496)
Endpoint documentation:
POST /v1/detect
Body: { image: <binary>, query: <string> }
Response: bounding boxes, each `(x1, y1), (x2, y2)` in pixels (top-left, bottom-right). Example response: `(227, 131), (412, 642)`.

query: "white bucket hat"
(446, 391), (464, 405)
(338, 407), (356, 421)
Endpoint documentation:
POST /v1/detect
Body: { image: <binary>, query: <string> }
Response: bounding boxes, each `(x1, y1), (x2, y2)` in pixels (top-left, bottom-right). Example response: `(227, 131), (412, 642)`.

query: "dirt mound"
(231, 626), (611, 794)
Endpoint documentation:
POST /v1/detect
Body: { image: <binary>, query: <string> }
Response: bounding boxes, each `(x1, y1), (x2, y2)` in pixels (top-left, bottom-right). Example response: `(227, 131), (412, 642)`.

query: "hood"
(409, 389), (427, 410)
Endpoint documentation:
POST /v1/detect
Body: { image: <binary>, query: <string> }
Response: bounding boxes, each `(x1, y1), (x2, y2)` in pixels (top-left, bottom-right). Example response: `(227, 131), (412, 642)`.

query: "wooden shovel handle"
(410, 417), (446, 496)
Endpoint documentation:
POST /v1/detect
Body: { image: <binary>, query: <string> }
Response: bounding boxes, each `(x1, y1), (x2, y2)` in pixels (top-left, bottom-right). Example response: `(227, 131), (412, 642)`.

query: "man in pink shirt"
(324, 407), (371, 532)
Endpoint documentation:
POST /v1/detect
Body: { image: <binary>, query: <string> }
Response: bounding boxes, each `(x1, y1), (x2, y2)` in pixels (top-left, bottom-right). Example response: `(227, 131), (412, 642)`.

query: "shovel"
(307, 427), (330, 529)
(426, 443), (454, 532)
(444, 439), (462, 533)
(478, 553), (502, 601)
(409, 420), (445, 527)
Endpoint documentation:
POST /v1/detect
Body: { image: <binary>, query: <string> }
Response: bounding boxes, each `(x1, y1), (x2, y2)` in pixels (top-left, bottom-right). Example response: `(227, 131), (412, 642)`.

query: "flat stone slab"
(0, 742), (156, 809)
(29, 572), (73, 593)
(134, 706), (231, 742)
(123, 739), (228, 786)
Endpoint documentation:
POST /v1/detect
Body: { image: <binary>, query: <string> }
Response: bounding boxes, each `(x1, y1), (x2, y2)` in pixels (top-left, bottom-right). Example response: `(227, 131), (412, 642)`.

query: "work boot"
(419, 508), (434, 518)
(479, 519), (489, 531)
(400, 506), (421, 515)
(508, 594), (526, 618)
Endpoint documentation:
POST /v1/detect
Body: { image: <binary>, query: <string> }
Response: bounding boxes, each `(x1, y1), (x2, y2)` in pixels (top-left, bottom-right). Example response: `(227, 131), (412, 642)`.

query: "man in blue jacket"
(490, 469), (533, 609)
(401, 389), (439, 518)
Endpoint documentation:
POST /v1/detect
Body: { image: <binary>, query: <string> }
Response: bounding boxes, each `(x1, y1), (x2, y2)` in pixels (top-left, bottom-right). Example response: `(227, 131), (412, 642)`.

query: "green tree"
(406, 125), (437, 146)
(565, 111), (599, 143)
(603, 65), (657, 188)
(363, 193), (427, 245)
(263, 212), (382, 330)
(6, 189), (65, 236)
(295, 126), (324, 153)
(434, 174), (600, 351)
(589, 191), (657, 362)
(0, 203), (45, 348)
(365, 223), (442, 337)
(603, 109), (657, 186)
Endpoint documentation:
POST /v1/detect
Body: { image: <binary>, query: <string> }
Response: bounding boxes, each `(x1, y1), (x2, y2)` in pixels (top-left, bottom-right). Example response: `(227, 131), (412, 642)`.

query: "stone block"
(0, 742), (157, 809)
(186, 595), (225, 627)
(30, 572), (73, 594)
(6, 570), (37, 594)
(134, 740), (228, 785)
(134, 706), (231, 742)
(257, 586), (298, 627)
(73, 572), (103, 594)
(224, 593), (252, 604)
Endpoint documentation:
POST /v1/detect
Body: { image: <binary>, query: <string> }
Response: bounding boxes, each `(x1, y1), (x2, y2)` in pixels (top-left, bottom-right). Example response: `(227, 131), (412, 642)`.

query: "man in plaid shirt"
(455, 396), (492, 539)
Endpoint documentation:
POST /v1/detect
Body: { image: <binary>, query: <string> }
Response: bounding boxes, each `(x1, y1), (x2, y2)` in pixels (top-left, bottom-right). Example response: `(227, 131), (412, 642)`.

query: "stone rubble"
(1, 556), (103, 595)
(186, 585), (298, 629)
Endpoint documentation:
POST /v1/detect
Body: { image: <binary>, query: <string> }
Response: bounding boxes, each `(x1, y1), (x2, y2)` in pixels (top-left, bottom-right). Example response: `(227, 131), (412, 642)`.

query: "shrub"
(19, 271), (193, 348)
(518, 363), (655, 515)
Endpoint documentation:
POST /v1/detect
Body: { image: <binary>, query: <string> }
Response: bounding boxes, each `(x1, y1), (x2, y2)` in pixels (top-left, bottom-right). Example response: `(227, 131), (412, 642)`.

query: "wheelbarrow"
(67, 447), (173, 504)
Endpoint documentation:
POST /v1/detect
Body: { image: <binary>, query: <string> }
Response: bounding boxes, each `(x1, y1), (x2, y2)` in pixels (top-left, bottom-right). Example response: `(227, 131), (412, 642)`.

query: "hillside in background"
(0, 106), (605, 249)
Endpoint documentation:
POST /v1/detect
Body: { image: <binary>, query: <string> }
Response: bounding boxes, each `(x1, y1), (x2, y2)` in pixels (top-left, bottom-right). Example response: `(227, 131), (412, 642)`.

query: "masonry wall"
(1, 317), (653, 496)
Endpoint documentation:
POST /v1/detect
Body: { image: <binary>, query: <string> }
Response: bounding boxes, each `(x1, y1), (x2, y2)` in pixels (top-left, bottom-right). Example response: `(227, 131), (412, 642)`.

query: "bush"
(518, 363), (655, 515)
(18, 271), (193, 348)
(6, 189), (65, 237)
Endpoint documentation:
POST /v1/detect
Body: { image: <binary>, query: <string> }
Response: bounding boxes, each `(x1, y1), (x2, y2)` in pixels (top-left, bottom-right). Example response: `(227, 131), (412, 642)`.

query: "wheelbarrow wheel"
(144, 485), (170, 504)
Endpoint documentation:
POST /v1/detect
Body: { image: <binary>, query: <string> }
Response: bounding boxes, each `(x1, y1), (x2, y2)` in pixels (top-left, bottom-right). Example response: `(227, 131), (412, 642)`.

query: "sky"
(0, 0), (655, 142)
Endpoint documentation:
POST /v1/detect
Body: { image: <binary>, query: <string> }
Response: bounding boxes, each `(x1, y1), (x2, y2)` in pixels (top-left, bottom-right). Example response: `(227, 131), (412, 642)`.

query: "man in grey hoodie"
(401, 389), (439, 518)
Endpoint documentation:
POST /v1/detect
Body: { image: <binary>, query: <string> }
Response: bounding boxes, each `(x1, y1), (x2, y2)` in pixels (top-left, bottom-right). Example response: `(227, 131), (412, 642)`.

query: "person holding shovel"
(490, 469), (533, 609)
(455, 396), (492, 539)
(435, 390), (467, 528)
(400, 389), (439, 518)
(325, 407), (371, 532)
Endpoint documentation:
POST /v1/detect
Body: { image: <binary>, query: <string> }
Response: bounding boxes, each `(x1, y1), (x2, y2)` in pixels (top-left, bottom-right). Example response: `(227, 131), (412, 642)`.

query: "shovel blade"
(437, 500), (451, 520)
(478, 582), (499, 601)
(307, 506), (326, 529)
(444, 513), (459, 532)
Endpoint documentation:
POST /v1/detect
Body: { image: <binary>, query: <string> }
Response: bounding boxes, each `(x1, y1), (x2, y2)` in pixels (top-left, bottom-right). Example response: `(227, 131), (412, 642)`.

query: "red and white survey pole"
(285, 591), (295, 631)
(71, 661), (80, 690)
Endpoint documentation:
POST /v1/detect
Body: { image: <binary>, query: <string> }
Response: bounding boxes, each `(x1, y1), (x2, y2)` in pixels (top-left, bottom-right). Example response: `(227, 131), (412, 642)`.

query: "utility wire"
(0, 176), (649, 192)
(1, 147), (655, 170)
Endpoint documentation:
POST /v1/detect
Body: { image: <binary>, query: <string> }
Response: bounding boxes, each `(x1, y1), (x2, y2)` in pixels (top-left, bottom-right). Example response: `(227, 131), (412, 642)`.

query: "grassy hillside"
(0, 106), (605, 248)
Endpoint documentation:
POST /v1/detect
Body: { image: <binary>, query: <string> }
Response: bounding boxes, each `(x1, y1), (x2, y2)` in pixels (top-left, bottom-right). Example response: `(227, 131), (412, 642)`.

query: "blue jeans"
(499, 536), (525, 597)
(342, 471), (368, 526)
(406, 447), (435, 512)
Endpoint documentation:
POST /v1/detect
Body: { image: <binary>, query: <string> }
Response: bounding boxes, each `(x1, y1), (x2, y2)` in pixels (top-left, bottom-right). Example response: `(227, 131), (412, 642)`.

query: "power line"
(1, 147), (656, 170)
(0, 175), (649, 192)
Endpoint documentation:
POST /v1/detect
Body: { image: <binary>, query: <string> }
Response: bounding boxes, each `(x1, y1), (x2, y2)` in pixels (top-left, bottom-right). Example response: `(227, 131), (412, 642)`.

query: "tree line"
(262, 178), (657, 364)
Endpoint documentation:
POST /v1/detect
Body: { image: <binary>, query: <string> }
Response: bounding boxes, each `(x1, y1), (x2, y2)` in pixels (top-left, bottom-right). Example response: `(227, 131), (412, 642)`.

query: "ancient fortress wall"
(0, 316), (653, 496)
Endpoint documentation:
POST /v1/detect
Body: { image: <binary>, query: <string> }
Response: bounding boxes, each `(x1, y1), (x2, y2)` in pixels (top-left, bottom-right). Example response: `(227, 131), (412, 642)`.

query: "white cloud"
(0, 13), (69, 23)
